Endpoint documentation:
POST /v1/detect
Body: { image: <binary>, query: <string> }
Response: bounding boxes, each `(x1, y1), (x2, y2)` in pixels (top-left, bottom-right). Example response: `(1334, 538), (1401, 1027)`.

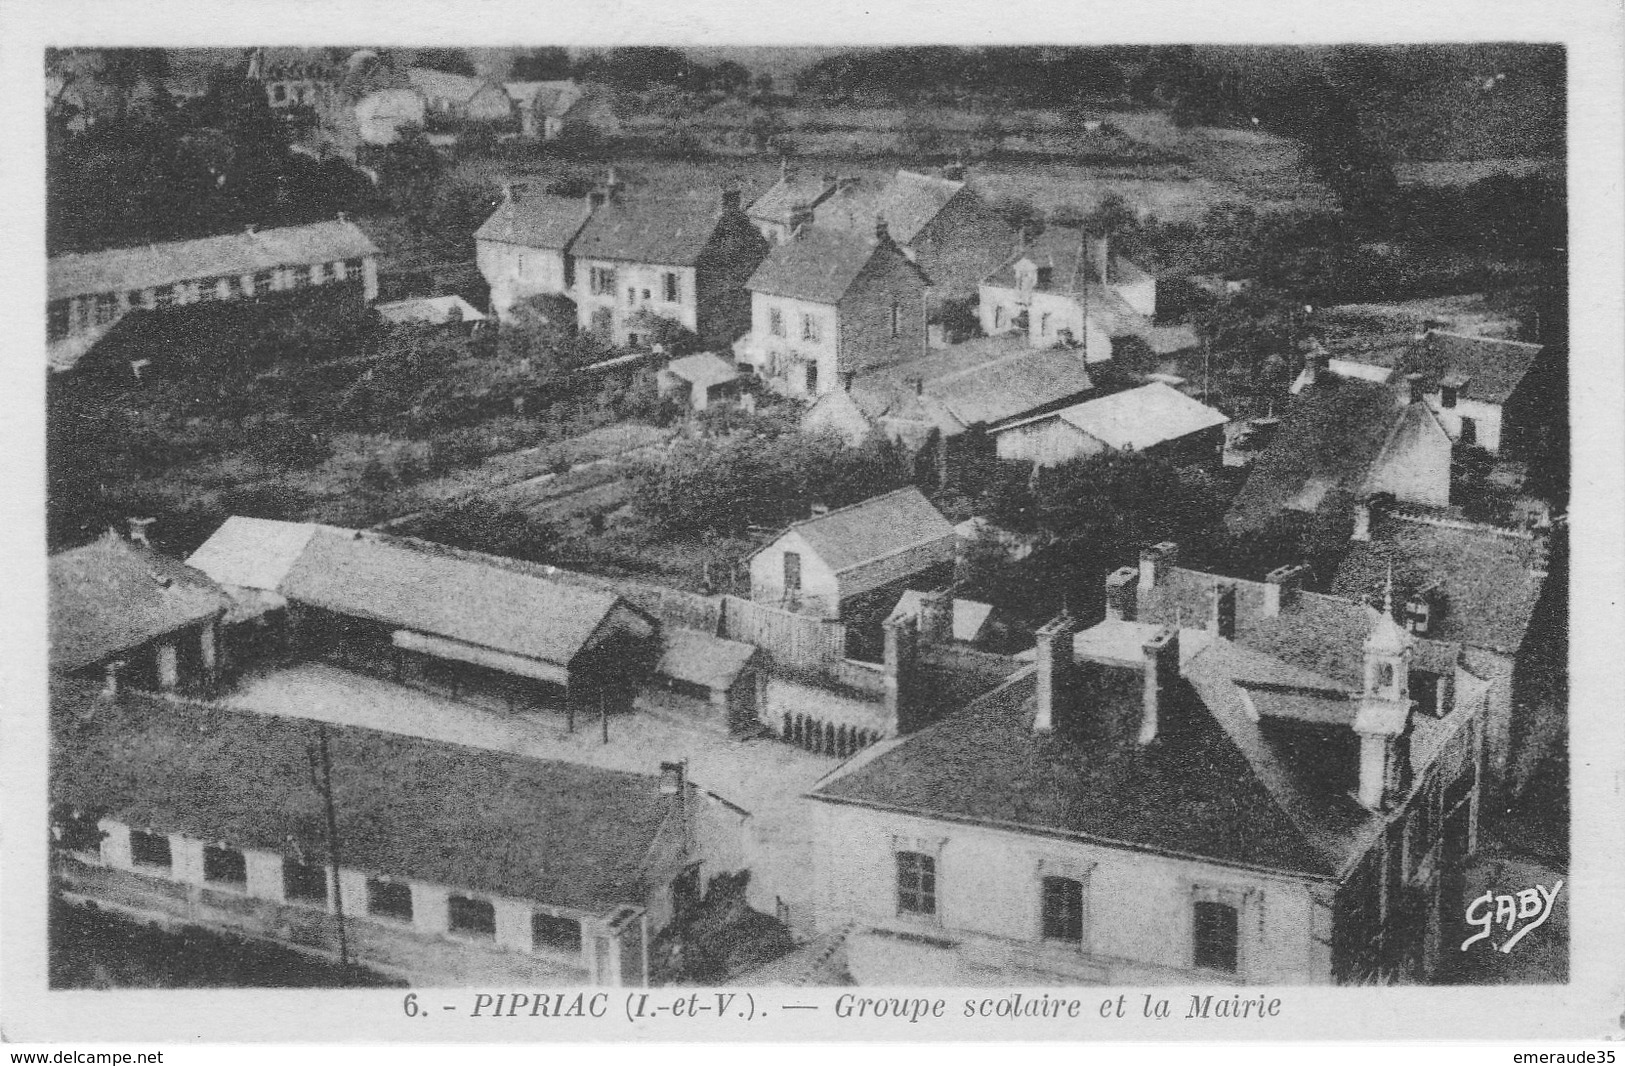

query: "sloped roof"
(474, 194), (595, 250)
(1224, 375), (1412, 533)
(50, 534), (230, 673)
(572, 196), (739, 267)
(748, 172), (839, 224)
(49, 221), (378, 302)
(858, 340), (1096, 433)
(504, 80), (586, 117)
(406, 67), (486, 104)
(51, 685), (673, 912)
(1330, 513), (1547, 656)
(746, 228), (898, 304)
(761, 487), (952, 575)
(1415, 330), (1543, 405)
(186, 516), (326, 592)
(281, 531), (628, 668)
(655, 628), (759, 692)
(375, 294), (487, 325)
(887, 590), (997, 643)
(812, 665), (1339, 877)
(1002, 382), (1227, 451)
(818, 169), (967, 245)
(662, 351), (740, 391)
(982, 228), (1086, 292)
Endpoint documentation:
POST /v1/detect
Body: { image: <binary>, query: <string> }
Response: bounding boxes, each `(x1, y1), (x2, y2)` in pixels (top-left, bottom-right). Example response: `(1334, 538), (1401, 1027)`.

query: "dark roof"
(1415, 330), (1543, 405)
(853, 338), (1095, 434)
(50, 534), (230, 673)
(1224, 375), (1412, 533)
(817, 170), (969, 245)
(982, 228), (1087, 292)
(51, 685), (673, 912)
(1329, 513), (1547, 656)
(812, 666), (1339, 877)
(572, 196), (737, 266)
(763, 486), (953, 574)
(49, 221), (378, 302)
(280, 531), (628, 667)
(746, 228), (913, 304)
(474, 195), (594, 250)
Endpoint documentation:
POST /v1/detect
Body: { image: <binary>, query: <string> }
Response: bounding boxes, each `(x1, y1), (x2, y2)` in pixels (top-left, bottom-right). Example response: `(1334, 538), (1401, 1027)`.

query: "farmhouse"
(810, 588), (1486, 985)
(51, 684), (691, 986)
(749, 487), (955, 620)
(571, 189), (770, 349)
(47, 219), (380, 373)
(737, 220), (931, 398)
(993, 381), (1228, 468)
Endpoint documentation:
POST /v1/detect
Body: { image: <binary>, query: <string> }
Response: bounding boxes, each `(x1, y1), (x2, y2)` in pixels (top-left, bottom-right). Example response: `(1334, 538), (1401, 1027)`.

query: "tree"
(709, 60), (751, 96)
(412, 49), (476, 76)
(510, 48), (572, 81)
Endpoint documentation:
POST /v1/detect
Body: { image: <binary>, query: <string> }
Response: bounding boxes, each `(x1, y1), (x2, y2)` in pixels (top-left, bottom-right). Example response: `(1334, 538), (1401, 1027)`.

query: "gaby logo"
(1461, 879), (1563, 954)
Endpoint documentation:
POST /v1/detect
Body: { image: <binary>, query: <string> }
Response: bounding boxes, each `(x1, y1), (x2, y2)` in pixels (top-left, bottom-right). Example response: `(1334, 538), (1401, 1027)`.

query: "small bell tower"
(1354, 565), (1414, 810)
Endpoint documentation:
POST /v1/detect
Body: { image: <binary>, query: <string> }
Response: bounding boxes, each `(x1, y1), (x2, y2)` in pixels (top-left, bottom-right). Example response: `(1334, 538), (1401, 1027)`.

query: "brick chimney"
(1032, 614), (1077, 735)
(1301, 347), (1329, 389)
(1104, 566), (1139, 622)
(722, 186), (743, 212)
(918, 588), (954, 644)
(874, 216), (891, 246)
(1405, 371), (1427, 404)
(1138, 541), (1178, 596)
(126, 517), (156, 547)
(1262, 563), (1309, 617)
(1210, 581), (1237, 639)
(1352, 498), (1373, 542)
(883, 614), (920, 734)
(101, 659), (127, 699)
(1138, 626), (1180, 746)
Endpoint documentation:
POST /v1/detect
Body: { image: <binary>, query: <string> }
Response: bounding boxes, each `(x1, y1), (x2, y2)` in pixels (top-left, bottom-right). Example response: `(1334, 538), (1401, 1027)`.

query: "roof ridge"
(1428, 328), (1543, 350)
(787, 485), (925, 530)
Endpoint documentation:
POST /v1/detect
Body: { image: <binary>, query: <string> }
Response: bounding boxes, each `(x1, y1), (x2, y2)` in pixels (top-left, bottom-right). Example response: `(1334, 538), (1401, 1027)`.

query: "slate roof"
(982, 228), (1087, 292)
(474, 194), (595, 250)
(1000, 382), (1227, 450)
(49, 221), (379, 302)
(281, 531), (627, 668)
(655, 628), (759, 692)
(817, 170), (966, 245)
(50, 534), (231, 673)
(854, 339), (1095, 435)
(761, 487), (953, 575)
(572, 196), (736, 266)
(812, 665), (1342, 877)
(1330, 513), (1547, 656)
(406, 67), (486, 104)
(662, 351), (740, 391)
(1415, 330), (1543, 405)
(1224, 375), (1415, 533)
(51, 684), (673, 912)
(748, 172), (839, 224)
(746, 228), (913, 304)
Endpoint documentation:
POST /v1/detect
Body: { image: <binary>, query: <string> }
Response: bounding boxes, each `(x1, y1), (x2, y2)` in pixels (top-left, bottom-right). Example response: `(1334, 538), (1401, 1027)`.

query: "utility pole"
(316, 723), (350, 968)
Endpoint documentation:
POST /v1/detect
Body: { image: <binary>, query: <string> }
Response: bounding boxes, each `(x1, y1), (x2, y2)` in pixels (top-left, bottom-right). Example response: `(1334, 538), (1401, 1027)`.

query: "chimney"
(1138, 626), (1180, 746)
(722, 186), (742, 212)
(1138, 541), (1178, 596)
(1301, 347), (1329, 388)
(883, 614), (920, 734)
(838, 370), (856, 392)
(1405, 372), (1427, 404)
(1352, 498), (1373, 542)
(1032, 614), (1076, 735)
(918, 588), (954, 644)
(1262, 563), (1309, 617)
(245, 223), (258, 236)
(874, 216), (891, 245)
(336, 210), (348, 224)
(1104, 566), (1139, 621)
(1210, 581), (1237, 639)
(101, 660), (126, 699)
(126, 517), (156, 546)
(588, 189), (607, 210)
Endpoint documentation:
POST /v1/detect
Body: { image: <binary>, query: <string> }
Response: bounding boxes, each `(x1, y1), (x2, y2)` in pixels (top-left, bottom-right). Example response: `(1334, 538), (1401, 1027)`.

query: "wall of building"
(994, 417), (1103, 467)
(837, 248), (929, 378)
(749, 531), (842, 618)
(911, 193), (1014, 302)
(574, 260), (698, 346)
(1366, 412), (1453, 508)
(477, 241), (571, 313)
(810, 802), (1331, 986)
(745, 293), (840, 398)
(1428, 393), (1504, 455)
(693, 218), (771, 350)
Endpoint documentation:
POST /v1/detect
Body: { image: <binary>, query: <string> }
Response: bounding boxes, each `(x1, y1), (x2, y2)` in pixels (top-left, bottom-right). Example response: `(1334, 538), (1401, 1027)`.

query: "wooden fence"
(719, 596), (846, 671)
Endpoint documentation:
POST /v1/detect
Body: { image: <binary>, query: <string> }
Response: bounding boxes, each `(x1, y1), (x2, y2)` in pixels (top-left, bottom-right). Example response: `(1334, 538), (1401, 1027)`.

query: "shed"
(652, 628), (763, 733)
(657, 352), (742, 410)
(993, 381), (1228, 467)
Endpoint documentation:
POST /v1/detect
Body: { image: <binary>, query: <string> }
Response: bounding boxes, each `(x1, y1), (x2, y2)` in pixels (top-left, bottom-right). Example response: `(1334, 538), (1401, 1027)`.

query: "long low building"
(51, 680), (690, 986)
(993, 381), (1229, 467)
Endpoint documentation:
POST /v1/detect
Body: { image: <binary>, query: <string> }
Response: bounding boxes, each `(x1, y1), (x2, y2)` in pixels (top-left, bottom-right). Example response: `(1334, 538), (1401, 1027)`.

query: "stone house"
(570, 190), (770, 350)
(808, 587), (1487, 985)
(746, 166), (853, 245)
(736, 221), (931, 398)
(474, 186), (597, 320)
(748, 487), (955, 620)
(51, 685), (693, 986)
(993, 381), (1228, 468)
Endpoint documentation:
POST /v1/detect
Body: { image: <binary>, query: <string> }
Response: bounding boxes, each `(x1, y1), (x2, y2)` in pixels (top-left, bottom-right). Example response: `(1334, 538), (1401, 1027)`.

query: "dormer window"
(1036, 265), (1054, 289)
(1404, 596), (1431, 635)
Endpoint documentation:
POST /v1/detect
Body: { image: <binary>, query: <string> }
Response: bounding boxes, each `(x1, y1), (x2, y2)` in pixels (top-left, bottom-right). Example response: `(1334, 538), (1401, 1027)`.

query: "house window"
(1459, 417), (1477, 447)
(1440, 386), (1457, 408)
(1039, 312), (1051, 337)
(1041, 875), (1085, 943)
(533, 912), (583, 954)
(95, 293), (121, 323)
(343, 258), (365, 281)
(1377, 662), (1395, 691)
(48, 300), (70, 340)
(897, 851), (937, 916)
(309, 263), (326, 285)
(74, 298), (92, 330)
(448, 894), (496, 938)
(994, 306), (1006, 330)
(628, 286), (638, 303)
(252, 270), (276, 295)
(1193, 900), (1239, 973)
(783, 551), (801, 593)
(806, 361), (819, 394)
(195, 278), (218, 302)
(590, 266), (616, 296)
(366, 878), (414, 922)
(153, 285), (176, 309)
(768, 307), (785, 338)
(203, 844), (248, 888)
(889, 301), (901, 338)
(283, 859), (329, 905)
(128, 289), (147, 310)
(130, 830), (172, 871)
(272, 84), (288, 104)
(287, 267), (308, 290)
(801, 313), (821, 343)
(663, 272), (679, 303)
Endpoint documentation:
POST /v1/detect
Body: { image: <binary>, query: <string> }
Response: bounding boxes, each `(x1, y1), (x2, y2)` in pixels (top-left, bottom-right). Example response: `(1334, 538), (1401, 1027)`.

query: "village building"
(47, 219), (380, 373)
(406, 67), (515, 127)
(503, 80), (620, 142)
(657, 352), (745, 411)
(49, 526), (231, 694)
(1224, 356), (1454, 535)
(745, 167), (854, 245)
(736, 221), (931, 398)
(474, 186), (598, 319)
(748, 487), (955, 621)
(808, 580), (1487, 985)
(886, 589), (1007, 648)
(1330, 503), (1558, 798)
(374, 293), (487, 330)
(51, 685), (692, 986)
(246, 47), (342, 110)
(992, 381), (1228, 468)
(570, 189), (770, 350)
